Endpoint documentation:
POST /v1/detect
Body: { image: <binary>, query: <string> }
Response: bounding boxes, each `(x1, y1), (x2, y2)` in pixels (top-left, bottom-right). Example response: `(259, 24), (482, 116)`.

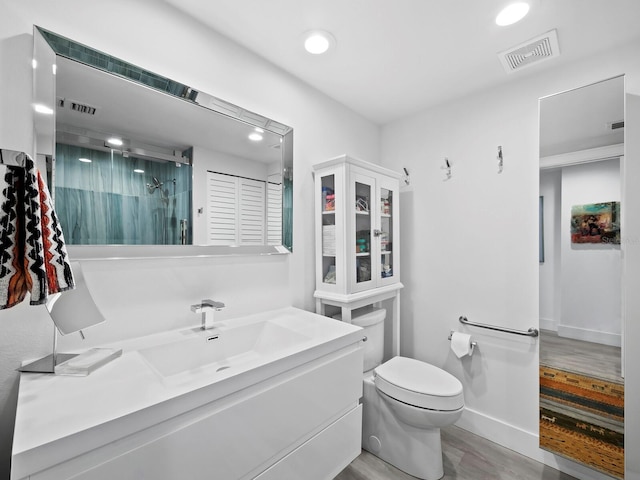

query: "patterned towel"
(0, 150), (74, 309)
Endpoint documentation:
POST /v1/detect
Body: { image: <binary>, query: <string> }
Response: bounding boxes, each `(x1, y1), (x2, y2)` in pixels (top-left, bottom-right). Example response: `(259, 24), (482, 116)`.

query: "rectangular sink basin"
(139, 319), (310, 378)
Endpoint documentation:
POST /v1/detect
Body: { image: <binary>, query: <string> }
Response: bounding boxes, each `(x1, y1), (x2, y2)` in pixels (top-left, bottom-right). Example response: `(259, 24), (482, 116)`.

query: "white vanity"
(11, 307), (364, 480)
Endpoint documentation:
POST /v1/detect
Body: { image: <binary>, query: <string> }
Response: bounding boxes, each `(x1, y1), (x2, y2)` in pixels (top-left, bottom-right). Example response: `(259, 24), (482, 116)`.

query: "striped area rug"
(540, 365), (624, 479)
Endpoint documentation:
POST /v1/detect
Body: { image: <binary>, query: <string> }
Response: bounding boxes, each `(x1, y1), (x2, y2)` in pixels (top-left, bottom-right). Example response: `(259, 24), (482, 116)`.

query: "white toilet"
(353, 307), (464, 480)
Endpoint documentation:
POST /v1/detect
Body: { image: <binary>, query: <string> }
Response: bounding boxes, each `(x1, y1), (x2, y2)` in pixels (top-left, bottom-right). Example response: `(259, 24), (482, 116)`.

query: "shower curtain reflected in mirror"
(54, 144), (192, 244)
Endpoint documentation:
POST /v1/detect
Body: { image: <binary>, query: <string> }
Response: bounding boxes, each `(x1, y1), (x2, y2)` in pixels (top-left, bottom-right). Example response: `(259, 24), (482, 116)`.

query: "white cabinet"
(14, 346), (363, 480)
(313, 155), (403, 353)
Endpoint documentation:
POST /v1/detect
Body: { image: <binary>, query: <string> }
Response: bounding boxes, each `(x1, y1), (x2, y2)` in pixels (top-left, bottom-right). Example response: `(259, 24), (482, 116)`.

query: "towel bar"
(458, 316), (539, 337)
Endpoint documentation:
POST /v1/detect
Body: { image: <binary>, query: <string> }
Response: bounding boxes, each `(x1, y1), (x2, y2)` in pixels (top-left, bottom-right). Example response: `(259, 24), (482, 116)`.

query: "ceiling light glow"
(304, 31), (335, 55)
(496, 2), (530, 26)
(107, 137), (123, 146)
(249, 132), (263, 142)
(78, 158), (92, 163)
(34, 104), (54, 115)
(133, 169), (145, 174)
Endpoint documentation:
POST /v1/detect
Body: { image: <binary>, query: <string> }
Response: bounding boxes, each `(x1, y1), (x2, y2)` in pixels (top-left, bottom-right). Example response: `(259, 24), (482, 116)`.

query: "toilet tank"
(335, 308), (386, 372)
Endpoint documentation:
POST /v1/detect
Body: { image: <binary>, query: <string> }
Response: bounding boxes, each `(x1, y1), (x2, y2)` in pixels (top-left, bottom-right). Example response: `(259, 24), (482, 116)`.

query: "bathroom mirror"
(539, 75), (624, 479)
(32, 26), (293, 257)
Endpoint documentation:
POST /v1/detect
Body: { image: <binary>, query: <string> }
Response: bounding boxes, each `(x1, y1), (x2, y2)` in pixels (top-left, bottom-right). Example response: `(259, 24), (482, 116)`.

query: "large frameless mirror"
(33, 26), (293, 258)
(539, 75), (624, 479)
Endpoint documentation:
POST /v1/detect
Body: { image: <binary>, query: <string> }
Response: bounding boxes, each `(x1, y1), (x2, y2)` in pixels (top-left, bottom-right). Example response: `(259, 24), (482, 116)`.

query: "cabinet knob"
(373, 229), (382, 237)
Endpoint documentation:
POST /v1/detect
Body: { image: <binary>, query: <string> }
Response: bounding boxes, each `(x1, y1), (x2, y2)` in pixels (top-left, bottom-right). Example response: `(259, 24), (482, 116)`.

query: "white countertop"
(11, 307), (363, 479)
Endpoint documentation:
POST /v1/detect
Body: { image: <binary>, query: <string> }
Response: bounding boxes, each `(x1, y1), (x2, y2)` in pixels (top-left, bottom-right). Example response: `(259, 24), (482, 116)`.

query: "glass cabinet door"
(379, 187), (394, 280)
(353, 176), (373, 290)
(320, 174), (337, 285)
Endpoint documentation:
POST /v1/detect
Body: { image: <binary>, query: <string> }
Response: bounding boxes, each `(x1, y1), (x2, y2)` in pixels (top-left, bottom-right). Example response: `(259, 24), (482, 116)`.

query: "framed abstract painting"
(570, 201), (620, 244)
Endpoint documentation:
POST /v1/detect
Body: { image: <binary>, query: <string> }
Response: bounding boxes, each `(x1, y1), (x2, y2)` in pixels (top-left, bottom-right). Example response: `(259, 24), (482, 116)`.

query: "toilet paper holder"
(448, 331), (477, 355)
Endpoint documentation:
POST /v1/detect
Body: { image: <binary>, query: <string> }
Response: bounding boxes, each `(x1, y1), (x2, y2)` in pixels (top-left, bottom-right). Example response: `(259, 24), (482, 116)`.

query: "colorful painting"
(570, 202), (620, 244)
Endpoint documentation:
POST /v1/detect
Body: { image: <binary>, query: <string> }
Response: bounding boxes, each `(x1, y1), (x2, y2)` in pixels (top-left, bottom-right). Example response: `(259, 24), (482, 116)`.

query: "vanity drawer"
(254, 405), (362, 480)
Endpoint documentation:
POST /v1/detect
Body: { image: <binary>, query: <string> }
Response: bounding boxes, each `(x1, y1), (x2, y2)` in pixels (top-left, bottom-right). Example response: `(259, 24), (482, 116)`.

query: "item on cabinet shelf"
(381, 264), (393, 278)
(381, 198), (390, 215)
(356, 196), (369, 212)
(380, 232), (390, 251)
(357, 258), (371, 282)
(322, 225), (336, 255)
(356, 230), (370, 253)
(323, 187), (336, 212)
(324, 265), (337, 284)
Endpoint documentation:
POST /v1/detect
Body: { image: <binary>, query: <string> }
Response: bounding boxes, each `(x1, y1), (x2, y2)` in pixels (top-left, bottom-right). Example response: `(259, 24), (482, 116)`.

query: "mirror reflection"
(34, 27), (293, 251)
(539, 75), (624, 479)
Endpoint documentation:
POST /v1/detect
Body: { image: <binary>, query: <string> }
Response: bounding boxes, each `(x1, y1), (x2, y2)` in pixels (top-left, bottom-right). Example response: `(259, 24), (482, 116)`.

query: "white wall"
(539, 169), (561, 331)
(380, 39), (640, 479)
(560, 160), (621, 345)
(0, 1), (380, 478)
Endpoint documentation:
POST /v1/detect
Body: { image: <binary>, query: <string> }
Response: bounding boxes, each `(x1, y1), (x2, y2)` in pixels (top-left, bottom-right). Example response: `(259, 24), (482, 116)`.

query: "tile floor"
(334, 425), (578, 480)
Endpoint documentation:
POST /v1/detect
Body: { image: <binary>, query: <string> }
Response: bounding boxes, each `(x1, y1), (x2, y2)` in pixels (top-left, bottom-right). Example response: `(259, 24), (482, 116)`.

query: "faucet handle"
(201, 299), (226, 310)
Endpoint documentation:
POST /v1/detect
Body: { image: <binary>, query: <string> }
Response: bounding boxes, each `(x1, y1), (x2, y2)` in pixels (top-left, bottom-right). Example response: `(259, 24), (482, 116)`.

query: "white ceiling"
(163, 0), (640, 125)
(55, 57), (283, 165)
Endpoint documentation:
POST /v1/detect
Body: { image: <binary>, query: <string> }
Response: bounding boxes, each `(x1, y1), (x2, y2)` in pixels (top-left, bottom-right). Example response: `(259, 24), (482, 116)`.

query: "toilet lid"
(374, 356), (464, 411)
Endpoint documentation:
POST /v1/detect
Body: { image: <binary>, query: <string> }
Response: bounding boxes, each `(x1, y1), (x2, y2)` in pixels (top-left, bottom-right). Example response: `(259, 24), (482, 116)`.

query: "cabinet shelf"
(355, 252), (370, 257)
(322, 210), (335, 215)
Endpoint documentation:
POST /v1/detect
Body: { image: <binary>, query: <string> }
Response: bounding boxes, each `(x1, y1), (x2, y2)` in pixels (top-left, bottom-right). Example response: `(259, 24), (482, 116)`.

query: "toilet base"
(362, 375), (445, 480)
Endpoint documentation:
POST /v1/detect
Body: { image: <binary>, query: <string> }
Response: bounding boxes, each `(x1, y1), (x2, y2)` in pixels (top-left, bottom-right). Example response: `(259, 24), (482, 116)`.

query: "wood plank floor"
(539, 330), (622, 383)
(334, 425), (578, 480)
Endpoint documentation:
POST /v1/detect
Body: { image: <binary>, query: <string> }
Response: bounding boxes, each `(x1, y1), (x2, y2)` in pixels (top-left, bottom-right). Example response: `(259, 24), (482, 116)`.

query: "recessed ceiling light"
(496, 2), (530, 26)
(303, 30), (335, 55)
(249, 132), (263, 142)
(78, 158), (92, 163)
(107, 137), (123, 146)
(34, 104), (53, 115)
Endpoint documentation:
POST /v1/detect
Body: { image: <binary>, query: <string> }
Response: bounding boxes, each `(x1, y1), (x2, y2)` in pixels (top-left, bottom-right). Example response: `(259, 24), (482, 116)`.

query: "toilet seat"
(374, 356), (464, 411)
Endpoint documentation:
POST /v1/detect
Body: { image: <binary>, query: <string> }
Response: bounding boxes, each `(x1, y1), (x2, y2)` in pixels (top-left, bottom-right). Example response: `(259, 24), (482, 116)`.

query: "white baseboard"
(539, 317), (556, 332)
(557, 324), (621, 347)
(455, 407), (614, 480)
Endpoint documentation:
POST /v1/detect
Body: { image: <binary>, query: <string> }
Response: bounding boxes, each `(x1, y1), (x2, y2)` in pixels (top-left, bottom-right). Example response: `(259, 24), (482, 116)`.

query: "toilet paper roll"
(450, 332), (473, 358)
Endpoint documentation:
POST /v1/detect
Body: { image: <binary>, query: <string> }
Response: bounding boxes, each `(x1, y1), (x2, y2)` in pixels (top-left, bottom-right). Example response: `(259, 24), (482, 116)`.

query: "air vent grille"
(69, 101), (97, 116)
(610, 120), (625, 130)
(57, 97), (99, 116)
(499, 30), (560, 74)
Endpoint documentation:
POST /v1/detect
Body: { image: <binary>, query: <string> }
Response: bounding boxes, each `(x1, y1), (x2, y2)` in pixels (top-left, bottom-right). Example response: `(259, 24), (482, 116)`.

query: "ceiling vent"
(498, 30), (560, 74)
(57, 97), (99, 116)
(609, 120), (625, 130)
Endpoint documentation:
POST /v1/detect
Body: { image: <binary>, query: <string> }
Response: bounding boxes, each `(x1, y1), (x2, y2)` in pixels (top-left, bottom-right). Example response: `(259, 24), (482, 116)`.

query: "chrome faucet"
(190, 299), (225, 330)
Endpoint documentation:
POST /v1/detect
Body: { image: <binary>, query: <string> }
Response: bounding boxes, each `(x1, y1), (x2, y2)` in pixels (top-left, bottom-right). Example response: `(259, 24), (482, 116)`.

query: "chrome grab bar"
(458, 316), (539, 337)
